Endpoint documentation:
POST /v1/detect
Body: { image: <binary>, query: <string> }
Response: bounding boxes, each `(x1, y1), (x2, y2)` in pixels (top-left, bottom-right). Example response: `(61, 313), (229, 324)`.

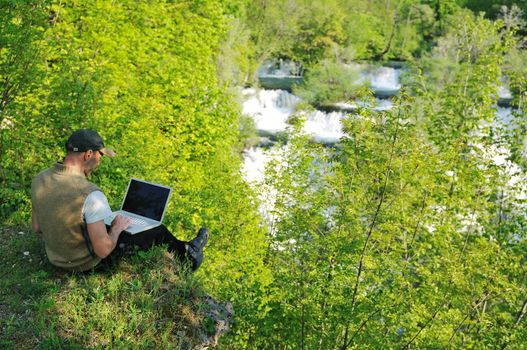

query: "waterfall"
(367, 66), (401, 91)
(241, 147), (273, 184)
(241, 146), (286, 228)
(498, 85), (513, 100)
(360, 66), (402, 97)
(482, 107), (527, 204)
(241, 62), (527, 243)
(303, 110), (346, 144)
(241, 87), (395, 145)
(242, 88), (349, 143)
(495, 106), (514, 132)
(497, 84), (513, 106)
(242, 89), (300, 134)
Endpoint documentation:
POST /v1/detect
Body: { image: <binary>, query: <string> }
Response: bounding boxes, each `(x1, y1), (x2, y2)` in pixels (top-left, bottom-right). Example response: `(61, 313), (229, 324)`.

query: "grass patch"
(0, 226), (212, 349)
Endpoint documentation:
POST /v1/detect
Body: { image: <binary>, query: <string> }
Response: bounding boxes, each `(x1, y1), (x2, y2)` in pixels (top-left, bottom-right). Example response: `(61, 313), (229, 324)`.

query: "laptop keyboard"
(109, 214), (147, 226)
(127, 216), (146, 226)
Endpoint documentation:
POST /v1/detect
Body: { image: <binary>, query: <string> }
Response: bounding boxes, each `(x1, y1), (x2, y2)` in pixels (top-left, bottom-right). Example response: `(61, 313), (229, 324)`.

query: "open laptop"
(104, 178), (172, 234)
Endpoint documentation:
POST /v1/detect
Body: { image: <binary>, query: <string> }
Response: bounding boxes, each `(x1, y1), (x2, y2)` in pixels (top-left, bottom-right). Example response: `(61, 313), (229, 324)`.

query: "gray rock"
(193, 295), (234, 350)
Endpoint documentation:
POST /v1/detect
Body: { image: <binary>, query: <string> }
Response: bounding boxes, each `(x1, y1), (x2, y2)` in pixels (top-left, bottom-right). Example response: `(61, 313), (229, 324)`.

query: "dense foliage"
(1, 0), (268, 347)
(2, 0), (527, 349)
(232, 4), (527, 349)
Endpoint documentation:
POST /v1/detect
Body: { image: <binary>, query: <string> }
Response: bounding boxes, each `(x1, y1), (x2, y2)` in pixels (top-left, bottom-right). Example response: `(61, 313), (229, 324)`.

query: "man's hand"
(110, 215), (132, 234)
(87, 215), (132, 259)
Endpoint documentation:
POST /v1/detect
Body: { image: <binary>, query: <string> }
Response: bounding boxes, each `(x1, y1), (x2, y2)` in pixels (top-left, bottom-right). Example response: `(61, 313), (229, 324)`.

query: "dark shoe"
(186, 244), (204, 271)
(185, 228), (208, 272)
(189, 227), (209, 251)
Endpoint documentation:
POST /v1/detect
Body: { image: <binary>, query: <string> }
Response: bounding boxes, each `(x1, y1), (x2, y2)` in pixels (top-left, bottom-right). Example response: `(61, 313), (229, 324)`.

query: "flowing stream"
(240, 65), (400, 224)
(239, 63), (525, 229)
(240, 65), (400, 184)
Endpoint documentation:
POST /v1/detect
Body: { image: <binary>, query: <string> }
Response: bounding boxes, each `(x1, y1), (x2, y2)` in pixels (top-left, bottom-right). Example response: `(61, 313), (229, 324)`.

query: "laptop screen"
(121, 179), (171, 221)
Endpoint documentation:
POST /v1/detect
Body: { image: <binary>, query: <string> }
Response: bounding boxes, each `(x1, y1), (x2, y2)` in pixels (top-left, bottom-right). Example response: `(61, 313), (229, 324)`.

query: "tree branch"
(372, 12), (398, 61)
(448, 291), (492, 343)
(342, 111), (402, 349)
(402, 301), (446, 349)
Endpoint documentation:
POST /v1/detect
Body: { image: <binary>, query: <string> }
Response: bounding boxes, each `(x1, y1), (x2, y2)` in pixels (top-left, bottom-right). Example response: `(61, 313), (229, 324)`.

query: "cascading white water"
(498, 85), (513, 100)
(242, 88), (300, 134)
(453, 105), (527, 237)
(491, 107), (527, 200)
(242, 88), (349, 142)
(241, 146), (287, 229)
(243, 65), (401, 144)
(366, 66), (401, 92)
(242, 60), (527, 245)
(240, 66), (402, 194)
(303, 110), (346, 144)
(241, 147), (274, 184)
(495, 106), (515, 131)
(241, 88), (393, 145)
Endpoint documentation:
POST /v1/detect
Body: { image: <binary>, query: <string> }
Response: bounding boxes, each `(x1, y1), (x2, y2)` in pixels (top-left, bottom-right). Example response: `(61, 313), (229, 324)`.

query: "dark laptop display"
(122, 179), (171, 222)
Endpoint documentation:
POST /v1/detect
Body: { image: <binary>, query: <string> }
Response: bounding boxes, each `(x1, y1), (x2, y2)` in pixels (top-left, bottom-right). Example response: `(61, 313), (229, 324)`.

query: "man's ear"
(83, 150), (94, 161)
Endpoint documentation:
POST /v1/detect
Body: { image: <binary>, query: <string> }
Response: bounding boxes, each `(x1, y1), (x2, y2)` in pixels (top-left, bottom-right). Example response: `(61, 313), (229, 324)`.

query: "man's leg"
(117, 225), (185, 254)
(115, 226), (208, 270)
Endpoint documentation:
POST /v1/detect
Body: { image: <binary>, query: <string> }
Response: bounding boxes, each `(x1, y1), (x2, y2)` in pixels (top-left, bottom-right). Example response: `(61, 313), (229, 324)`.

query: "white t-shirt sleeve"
(82, 191), (113, 224)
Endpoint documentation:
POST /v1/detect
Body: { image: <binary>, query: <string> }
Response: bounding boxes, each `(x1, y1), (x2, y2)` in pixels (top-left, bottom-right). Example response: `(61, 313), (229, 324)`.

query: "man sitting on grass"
(31, 129), (208, 272)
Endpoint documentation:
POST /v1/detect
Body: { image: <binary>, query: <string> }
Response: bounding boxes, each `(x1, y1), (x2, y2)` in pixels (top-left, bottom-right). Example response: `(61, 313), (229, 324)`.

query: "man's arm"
(87, 215), (131, 259)
(32, 209), (41, 233)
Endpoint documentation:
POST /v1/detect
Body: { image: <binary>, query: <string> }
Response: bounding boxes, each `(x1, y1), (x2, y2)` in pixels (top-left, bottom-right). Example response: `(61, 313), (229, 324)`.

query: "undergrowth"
(0, 226), (210, 349)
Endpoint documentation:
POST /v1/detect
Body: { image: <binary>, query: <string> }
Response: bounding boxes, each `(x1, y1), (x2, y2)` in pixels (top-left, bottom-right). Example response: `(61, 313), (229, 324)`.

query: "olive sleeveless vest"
(31, 163), (101, 271)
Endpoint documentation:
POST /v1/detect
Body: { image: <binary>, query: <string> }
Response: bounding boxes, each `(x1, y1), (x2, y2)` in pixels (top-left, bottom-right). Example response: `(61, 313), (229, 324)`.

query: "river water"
(239, 64), (527, 227)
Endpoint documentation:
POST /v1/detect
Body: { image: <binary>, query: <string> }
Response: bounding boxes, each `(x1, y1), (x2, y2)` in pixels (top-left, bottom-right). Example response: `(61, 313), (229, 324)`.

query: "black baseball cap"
(65, 129), (116, 157)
